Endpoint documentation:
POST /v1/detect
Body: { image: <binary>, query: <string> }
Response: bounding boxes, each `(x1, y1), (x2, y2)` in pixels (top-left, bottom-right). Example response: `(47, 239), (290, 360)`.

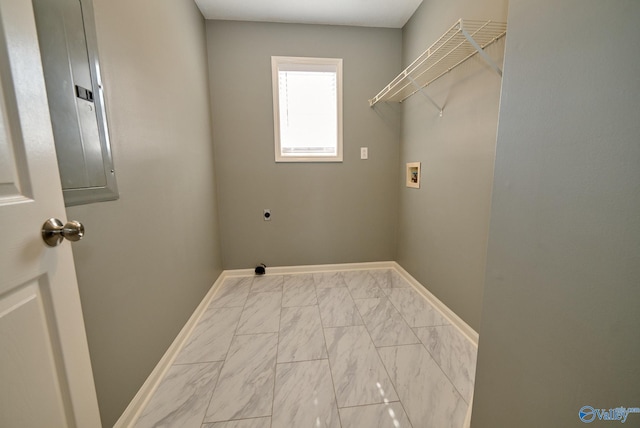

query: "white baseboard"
(113, 271), (229, 428)
(223, 260), (396, 277)
(463, 390), (474, 428)
(391, 262), (479, 346)
(117, 261), (478, 427)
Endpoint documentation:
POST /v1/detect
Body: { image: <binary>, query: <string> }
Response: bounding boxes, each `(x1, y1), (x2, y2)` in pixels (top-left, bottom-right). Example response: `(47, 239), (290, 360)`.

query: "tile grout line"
(282, 273), (316, 309)
(337, 401), (402, 410)
(368, 329), (417, 424)
(315, 272), (344, 428)
(411, 324), (475, 407)
(359, 270), (416, 428)
(382, 279), (452, 337)
(351, 283), (423, 349)
(259, 275), (283, 426)
(410, 324), (473, 406)
(380, 280), (415, 330)
(270, 279), (285, 428)
(201, 276), (255, 426)
(375, 348), (416, 428)
(337, 271), (407, 415)
(150, 279), (245, 428)
(375, 335), (471, 420)
(275, 356), (330, 365)
(172, 360), (225, 367)
(174, 305), (246, 366)
(202, 415), (272, 427)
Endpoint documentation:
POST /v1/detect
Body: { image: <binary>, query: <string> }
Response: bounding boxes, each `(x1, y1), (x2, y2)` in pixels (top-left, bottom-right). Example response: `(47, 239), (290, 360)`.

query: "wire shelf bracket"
(407, 75), (443, 117)
(368, 19), (507, 113)
(459, 27), (503, 77)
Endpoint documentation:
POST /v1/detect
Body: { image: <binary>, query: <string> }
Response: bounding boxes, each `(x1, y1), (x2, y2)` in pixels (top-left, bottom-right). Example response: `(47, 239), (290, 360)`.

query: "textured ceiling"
(194, 0), (423, 28)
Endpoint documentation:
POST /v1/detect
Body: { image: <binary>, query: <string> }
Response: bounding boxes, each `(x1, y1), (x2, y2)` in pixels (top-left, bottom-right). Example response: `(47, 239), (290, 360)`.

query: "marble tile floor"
(134, 269), (477, 428)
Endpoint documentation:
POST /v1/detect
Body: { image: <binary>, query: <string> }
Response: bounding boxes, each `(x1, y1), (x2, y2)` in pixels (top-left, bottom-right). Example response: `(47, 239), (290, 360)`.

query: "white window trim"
(271, 56), (343, 163)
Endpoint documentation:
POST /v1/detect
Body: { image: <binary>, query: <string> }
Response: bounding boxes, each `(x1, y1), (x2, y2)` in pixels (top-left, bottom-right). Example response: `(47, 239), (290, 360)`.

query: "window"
(271, 56), (343, 162)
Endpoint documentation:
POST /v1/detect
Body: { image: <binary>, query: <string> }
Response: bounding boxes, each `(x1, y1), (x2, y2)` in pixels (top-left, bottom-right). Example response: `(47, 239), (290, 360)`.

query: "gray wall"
(472, 0), (640, 426)
(206, 21), (402, 269)
(396, 0), (508, 330)
(66, 0), (222, 425)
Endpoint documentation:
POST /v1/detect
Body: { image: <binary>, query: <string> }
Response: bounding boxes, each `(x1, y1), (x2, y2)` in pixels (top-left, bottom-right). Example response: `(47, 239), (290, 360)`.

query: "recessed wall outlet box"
(360, 147), (368, 160)
(263, 209), (271, 221)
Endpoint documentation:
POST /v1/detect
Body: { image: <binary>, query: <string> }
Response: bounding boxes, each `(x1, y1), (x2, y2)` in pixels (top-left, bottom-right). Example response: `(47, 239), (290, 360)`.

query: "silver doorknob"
(42, 218), (85, 247)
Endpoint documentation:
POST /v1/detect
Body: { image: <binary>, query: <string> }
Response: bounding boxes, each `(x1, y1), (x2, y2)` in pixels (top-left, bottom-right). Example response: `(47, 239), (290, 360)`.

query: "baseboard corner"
(390, 262), (479, 346)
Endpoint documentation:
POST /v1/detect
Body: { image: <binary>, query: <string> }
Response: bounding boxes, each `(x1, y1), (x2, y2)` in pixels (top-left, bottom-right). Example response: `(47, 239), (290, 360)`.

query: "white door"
(0, 0), (101, 426)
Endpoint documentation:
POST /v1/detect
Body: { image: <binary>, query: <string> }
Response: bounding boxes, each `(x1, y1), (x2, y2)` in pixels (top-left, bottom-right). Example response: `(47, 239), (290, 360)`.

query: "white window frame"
(271, 56), (343, 162)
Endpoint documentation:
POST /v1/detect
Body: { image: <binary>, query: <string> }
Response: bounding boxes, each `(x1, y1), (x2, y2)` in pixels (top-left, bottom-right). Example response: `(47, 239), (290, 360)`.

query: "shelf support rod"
(407, 76), (443, 117)
(460, 27), (503, 77)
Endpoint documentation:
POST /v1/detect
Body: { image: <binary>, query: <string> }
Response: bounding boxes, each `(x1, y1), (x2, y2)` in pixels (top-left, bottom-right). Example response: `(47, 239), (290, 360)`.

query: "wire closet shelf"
(368, 19), (507, 107)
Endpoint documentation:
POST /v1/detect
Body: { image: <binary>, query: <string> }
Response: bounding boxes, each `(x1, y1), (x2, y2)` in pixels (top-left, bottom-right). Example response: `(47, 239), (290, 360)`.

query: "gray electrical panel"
(33, 0), (118, 206)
